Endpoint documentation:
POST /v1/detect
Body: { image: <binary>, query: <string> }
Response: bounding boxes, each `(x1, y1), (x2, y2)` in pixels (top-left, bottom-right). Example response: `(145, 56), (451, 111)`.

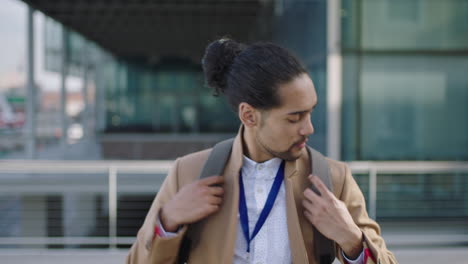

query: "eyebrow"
(287, 104), (317, 116)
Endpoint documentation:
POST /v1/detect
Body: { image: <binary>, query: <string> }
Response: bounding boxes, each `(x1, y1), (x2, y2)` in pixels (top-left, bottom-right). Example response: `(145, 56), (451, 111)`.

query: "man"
(127, 39), (396, 264)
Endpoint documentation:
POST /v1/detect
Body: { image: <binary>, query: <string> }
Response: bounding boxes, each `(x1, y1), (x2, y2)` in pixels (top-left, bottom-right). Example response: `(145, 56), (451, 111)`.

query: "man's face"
(254, 73), (317, 161)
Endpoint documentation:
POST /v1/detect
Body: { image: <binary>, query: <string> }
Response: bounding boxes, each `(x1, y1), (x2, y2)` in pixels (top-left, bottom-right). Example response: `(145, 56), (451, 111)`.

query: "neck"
(242, 127), (275, 163)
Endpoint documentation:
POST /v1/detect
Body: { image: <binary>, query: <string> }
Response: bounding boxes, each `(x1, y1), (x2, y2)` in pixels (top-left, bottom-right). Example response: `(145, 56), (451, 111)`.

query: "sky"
(0, 0), (82, 92)
(0, 0), (26, 75)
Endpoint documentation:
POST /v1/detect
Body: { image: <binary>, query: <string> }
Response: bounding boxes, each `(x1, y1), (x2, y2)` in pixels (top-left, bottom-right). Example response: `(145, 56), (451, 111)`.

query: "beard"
(255, 132), (307, 161)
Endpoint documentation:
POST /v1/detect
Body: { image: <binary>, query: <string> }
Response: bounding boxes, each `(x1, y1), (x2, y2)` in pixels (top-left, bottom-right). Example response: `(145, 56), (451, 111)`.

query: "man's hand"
(302, 175), (363, 259)
(160, 175), (224, 232)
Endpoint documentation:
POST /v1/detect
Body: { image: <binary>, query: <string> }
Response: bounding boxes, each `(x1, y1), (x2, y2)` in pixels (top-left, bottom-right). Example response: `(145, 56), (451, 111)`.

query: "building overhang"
(22, 0), (274, 64)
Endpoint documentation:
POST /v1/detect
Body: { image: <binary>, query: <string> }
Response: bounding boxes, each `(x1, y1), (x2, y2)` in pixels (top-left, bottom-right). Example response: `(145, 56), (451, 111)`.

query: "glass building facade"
(341, 0), (468, 218)
(40, 0), (468, 220)
(4, 0), (468, 253)
(102, 61), (239, 134)
(341, 0), (468, 161)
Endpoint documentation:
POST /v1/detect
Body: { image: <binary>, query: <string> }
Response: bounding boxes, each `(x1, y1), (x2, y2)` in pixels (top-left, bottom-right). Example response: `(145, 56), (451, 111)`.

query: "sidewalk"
(391, 247), (468, 264)
(0, 220), (467, 263)
(1, 246), (468, 264)
(380, 219), (468, 248)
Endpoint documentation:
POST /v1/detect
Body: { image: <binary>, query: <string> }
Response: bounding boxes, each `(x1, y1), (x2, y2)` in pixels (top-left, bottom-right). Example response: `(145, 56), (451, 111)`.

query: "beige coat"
(127, 129), (397, 264)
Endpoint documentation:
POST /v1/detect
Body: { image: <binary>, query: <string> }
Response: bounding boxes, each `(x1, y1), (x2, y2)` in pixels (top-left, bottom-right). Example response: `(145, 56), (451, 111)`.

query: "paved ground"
(0, 249), (126, 264)
(1, 246), (468, 264)
(391, 247), (468, 264)
(0, 220), (467, 263)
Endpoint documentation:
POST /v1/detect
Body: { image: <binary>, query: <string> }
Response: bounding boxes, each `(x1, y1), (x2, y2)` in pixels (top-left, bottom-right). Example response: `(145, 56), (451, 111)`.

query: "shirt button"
(258, 164), (263, 170)
(257, 188), (263, 193)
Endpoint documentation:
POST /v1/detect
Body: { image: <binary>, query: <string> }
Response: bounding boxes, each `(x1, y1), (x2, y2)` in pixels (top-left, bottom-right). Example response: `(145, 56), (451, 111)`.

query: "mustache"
(293, 137), (308, 146)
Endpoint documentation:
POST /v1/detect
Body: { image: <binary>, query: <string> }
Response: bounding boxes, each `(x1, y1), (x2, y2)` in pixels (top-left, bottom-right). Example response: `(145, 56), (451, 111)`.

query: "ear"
(238, 102), (259, 128)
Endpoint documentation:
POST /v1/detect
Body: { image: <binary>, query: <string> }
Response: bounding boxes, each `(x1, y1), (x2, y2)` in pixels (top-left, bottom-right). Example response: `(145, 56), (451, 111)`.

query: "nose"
(300, 117), (314, 136)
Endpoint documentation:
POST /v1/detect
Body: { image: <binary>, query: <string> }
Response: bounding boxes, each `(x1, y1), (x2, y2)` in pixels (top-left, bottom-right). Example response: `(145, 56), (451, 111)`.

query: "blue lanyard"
(239, 160), (285, 252)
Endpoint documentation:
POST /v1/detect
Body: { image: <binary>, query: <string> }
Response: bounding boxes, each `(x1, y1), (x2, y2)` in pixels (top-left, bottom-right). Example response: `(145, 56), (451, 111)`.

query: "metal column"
(108, 166), (118, 249)
(369, 168), (377, 220)
(25, 7), (36, 159)
(82, 44), (89, 139)
(95, 54), (106, 134)
(326, 0), (343, 160)
(60, 27), (68, 154)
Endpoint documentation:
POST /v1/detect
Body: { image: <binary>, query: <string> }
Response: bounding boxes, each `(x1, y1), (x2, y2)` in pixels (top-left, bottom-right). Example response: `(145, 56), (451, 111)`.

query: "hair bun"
(202, 38), (244, 95)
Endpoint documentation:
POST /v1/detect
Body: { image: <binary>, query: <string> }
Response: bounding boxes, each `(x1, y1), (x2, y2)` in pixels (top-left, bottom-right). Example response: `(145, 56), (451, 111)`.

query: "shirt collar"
(242, 155), (283, 179)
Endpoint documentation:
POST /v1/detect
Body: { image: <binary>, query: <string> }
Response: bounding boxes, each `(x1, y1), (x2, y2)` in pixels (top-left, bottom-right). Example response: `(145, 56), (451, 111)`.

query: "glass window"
(343, 55), (468, 160)
(343, 0), (468, 50)
(386, 0), (421, 23)
(199, 94), (239, 133)
(342, 0), (468, 161)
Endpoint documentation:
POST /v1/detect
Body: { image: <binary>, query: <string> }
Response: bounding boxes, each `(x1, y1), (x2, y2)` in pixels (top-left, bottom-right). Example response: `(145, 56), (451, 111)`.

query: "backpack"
(177, 138), (336, 264)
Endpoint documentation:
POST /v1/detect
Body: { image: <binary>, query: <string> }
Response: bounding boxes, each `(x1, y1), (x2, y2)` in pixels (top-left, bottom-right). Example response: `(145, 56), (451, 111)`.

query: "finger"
(207, 196), (223, 205)
(209, 186), (224, 196)
(304, 210), (314, 224)
(205, 204), (220, 215)
(309, 175), (332, 198)
(307, 174), (322, 196)
(302, 198), (315, 212)
(199, 175), (224, 186)
(303, 188), (321, 202)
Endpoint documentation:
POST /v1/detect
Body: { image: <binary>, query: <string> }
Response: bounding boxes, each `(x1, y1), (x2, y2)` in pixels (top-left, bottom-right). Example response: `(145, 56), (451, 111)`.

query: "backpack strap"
(199, 138), (235, 180)
(307, 146), (336, 264)
(177, 138), (234, 264)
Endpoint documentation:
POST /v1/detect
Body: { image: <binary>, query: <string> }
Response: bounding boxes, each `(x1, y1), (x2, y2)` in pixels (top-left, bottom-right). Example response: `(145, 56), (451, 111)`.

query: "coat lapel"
(189, 130), (244, 263)
(219, 133), (244, 262)
(285, 154), (311, 264)
(293, 150), (317, 263)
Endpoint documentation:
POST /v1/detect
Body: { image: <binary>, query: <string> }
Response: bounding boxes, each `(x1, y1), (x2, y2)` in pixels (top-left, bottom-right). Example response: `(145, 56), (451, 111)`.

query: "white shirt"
(233, 156), (291, 264)
(158, 155), (364, 263)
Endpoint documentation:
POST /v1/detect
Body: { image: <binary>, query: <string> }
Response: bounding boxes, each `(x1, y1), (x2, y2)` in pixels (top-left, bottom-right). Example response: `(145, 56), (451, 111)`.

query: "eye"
(287, 115), (301, 123)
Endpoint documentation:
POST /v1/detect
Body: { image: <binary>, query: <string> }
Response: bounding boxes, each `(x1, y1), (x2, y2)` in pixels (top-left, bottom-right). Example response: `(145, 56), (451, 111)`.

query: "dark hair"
(202, 38), (307, 112)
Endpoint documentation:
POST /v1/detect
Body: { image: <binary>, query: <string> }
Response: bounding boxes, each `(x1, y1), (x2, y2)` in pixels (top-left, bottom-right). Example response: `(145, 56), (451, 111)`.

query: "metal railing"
(0, 159), (467, 248)
(347, 161), (468, 219)
(0, 160), (172, 248)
